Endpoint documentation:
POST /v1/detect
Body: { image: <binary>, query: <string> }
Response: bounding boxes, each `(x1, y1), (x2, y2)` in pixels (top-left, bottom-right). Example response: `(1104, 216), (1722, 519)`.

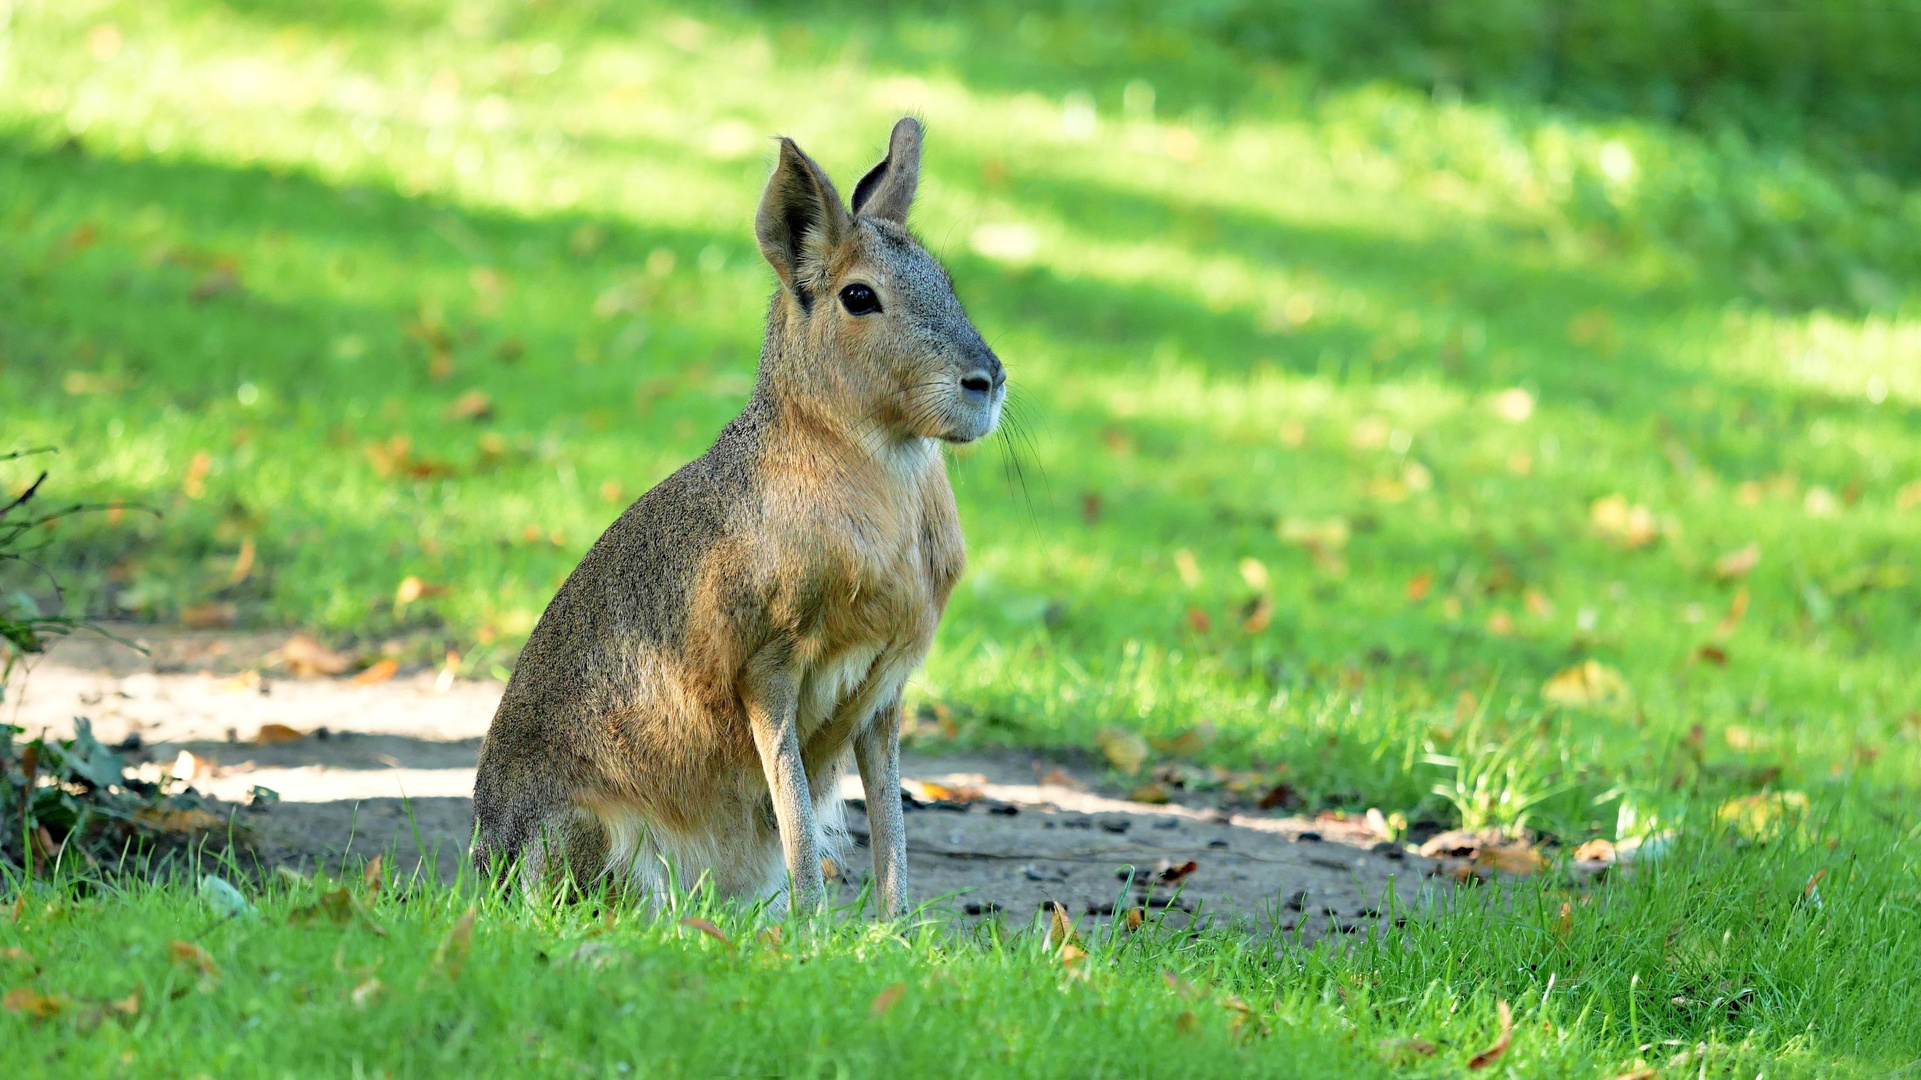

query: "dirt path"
(15, 627), (1451, 938)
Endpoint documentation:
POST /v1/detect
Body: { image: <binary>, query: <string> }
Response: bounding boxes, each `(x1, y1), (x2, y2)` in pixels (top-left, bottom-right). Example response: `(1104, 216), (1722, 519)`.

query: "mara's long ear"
(756, 137), (849, 311)
(849, 117), (921, 224)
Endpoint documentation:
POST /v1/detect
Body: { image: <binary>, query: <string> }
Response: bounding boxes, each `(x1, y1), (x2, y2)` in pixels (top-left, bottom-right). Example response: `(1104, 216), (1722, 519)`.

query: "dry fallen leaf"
(1379, 1037), (1439, 1064)
(255, 723), (305, 745)
(1123, 908), (1145, 932)
(169, 941), (217, 978)
(445, 389), (495, 422)
(1174, 1009), (1200, 1035)
(1542, 660), (1631, 709)
(278, 633), (353, 677)
(181, 601), (237, 629)
(1467, 1000), (1513, 1069)
(1094, 727), (1150, 775)
(1573, 838), (1616, 864)
(363, 856), (384, 894)
(1713, 542), (1762, 580)
(1406, 571), (1433, 602)
(433, 906), (477, 979)
(3, 987), (69, 1019)
(1714, 584), (1750, 638)
(870, 982), (907, 1016)
(350, 976), (384, 1008)
(1045, 902), (1079, 950)
(1059, 942), (1088, 969)
(1478, 842), (1546, 876)
(1590, 494), (1659, 549)
(228, 536), (256, 585)
(353, 658), (400, 686)
(1128, 782), (1172, 805)
(1554, 900), (1573, 943)
(1240, 594), (1273, 633)
(1184, 607), (1212, 633)
(135, 806), (223, 834)
(679, 916), (733, 949)
(1151, 725), (1215, 758)
(109, 986), (142, 1017)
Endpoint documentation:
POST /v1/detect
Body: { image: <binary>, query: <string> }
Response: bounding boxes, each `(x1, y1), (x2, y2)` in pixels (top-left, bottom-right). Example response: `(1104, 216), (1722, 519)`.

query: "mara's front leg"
(854, 696), (907, 917)
(743, 647), (824, 911)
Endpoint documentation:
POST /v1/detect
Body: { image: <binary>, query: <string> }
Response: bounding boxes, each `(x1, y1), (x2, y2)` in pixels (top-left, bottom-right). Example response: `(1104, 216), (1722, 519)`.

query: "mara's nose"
(960, 358), (1006, 395)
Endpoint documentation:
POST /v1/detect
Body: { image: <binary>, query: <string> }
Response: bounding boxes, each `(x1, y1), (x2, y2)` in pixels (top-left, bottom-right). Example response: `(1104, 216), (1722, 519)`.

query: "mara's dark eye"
(839, 283), (881, 316)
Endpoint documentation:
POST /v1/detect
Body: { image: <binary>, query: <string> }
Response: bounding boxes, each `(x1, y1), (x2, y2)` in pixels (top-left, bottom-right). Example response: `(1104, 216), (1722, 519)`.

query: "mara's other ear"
(849, 117), (922, 224)
(756, 137), (850, 311)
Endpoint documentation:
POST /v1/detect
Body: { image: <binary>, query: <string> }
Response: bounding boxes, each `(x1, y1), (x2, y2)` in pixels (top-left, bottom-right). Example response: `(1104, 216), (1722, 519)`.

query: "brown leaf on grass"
(1378, 1037), (1439, 1064)
(353, 658), (399, 686)
(350, 977), (384, 1008)
(363, 856), (384, 895)
(445, 389), (495, 422)
(1184, 607), (1212, 633)
(1406, 571), (1433, 602)
(1467, 1000), (1513, 1069)
(1080, 492), (1103, 523)
(255, 723), (305, 745)
(1554, 901), (1573, 943)
(228, 536), (256, 585)
(181, 601), (237, 629)
(1, 947), (33, 967)
(1174, 1009), (1200, 1035)
(1094, 727), (1150, 775)
(679, 916), (733, 949)
(1713, 543), (1762, 580)
(278, 633), (353, 677)
(169, 941), (217, 978)
(1591, 495), (1659, 549)
(1045, 902), (1079, 950)
(1240, 594), (1273, 633)
(870, 982), (907, 1016)
(3, 987), (69, 1019)
(434, 906), (477, 979)
(1696, 644), (1729, 666)
(1802, 867), (1829, 899)
(1123, 908), (1145, 932)
(109, 986), (142, 1017)
(1714, 585), (1750, 638)
(1542, 660), (1631, 708)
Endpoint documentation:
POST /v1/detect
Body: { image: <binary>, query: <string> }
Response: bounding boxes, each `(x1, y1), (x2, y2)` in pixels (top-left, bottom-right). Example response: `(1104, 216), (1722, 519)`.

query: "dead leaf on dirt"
(870, 982), (907, 1016)
(1094, 727), (1150, 775)
(181, 601), (237, 629)
(1155, 859), (1199, 885)
(679, 916), (733, 949)
(1256, 783), (1301, 811)
(911, 777), (984, 805)
(135, 806), (223, 835)
(1542, 660), (1631, 708)
(255, 723), (305, 745)
(1713, 543), (1761, 580)
(445, 389), (495, 422)
(3, 987), (69, 1019)
(1379, 1037), (1439, 1064)
(433, 906), (476, 979)
(1591, 494), (1659, 549)
(350, 976), (384, 1008)
(352, 658), (400, 686)
(1128, 782), (1172, 805)
(169, 941), (217, 978)
(1037, 767), (1084, 790)
(1479, 843), (1545, 875)
(277, 633), (353, 677)
(1467, 1000), (1513, 1069)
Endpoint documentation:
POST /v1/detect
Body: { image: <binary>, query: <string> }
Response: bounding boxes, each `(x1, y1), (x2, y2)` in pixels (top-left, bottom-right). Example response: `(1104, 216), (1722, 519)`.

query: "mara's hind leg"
(483, 803), (611, 900)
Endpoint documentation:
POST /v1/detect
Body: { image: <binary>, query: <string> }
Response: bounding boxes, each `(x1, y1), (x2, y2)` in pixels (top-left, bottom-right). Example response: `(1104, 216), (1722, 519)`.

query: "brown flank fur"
(472, 118), (1005, 916)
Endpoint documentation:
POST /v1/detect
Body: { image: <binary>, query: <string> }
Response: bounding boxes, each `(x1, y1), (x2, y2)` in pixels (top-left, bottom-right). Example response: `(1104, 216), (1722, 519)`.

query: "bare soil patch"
(13, 627), (1451, 938)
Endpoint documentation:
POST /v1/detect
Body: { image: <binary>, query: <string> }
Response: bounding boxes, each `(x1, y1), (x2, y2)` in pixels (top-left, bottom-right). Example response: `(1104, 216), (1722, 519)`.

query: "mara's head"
(754, 118), (1005, 445)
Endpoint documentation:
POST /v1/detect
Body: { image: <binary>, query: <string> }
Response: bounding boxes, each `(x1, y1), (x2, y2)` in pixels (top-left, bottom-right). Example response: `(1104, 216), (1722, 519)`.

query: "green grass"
(7, 811), (1919, 1079)
(2, 0), (1920, 1073)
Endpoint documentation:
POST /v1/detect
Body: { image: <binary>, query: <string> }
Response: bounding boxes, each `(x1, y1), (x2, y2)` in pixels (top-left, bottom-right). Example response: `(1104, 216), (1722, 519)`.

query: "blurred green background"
(2, 0), (1919, 827)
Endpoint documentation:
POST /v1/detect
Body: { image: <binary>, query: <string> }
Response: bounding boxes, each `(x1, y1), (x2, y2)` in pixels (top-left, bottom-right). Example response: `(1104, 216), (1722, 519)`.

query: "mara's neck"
(748, 380), (940, 484)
